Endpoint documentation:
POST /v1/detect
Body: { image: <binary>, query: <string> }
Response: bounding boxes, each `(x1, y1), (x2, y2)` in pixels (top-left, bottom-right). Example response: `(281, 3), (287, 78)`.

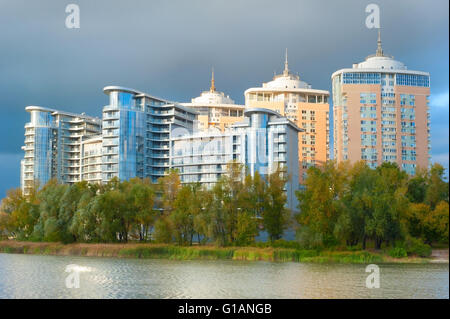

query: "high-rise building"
(21, 106), (102, 195)
(244, 50), (330, 183)
(21, 84), (302, 206)
(101, 86), (198, 183)
(170, 108), (302, 212)
(181, 70), (245, 132)
(332, 31), (431, 175)
(80, 135), (103, 184)
(20, 86), (198, 193)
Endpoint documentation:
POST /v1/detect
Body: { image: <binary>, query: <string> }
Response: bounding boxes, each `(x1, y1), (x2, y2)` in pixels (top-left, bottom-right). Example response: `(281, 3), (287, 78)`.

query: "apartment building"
(170, 108), (302, 212)
(21, 106), (101, 195)
(101, 86), (198, 183)
(244, 51), (330, 183)
(332, 31), (430, 175)
(181, 70), (245, 132)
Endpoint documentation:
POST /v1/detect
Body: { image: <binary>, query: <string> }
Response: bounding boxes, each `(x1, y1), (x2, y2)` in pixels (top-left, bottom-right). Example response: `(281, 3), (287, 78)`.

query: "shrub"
(404, 237), (432, 257)
(271, 239), (302, 249)
(153, 218), (173, 243)
(388, 247), (408, 258)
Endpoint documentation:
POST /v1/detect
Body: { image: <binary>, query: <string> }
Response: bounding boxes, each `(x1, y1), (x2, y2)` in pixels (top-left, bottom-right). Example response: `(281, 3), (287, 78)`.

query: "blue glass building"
(102, 86), (198, 183)
(170, 108), (302, 212)
(21, 106), (102, 195)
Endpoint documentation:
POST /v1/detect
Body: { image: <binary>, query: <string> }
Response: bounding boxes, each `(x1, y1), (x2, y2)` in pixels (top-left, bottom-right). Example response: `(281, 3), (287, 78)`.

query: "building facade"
(244, 51), (330, 183)
(21, 106), (101, 195)
(21, 86), (199, 193)
(81, 135), (103, 184)
(101, 86), (198, 183)
(170, 108), (302, 212)
(332, 32), (431, 175)
(181, 70), (245, 132)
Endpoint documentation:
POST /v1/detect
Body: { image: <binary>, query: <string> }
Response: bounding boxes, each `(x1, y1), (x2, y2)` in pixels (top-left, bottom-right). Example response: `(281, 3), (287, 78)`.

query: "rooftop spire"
(210, 67), (215, 92)
(376, 28), (384, 57)
(283, 48), (289, 76)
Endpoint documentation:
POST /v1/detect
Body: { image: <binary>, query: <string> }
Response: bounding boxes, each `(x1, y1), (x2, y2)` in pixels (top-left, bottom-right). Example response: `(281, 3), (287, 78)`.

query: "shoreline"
(0, 241), (447, 264)
(0, 240), (448, 264)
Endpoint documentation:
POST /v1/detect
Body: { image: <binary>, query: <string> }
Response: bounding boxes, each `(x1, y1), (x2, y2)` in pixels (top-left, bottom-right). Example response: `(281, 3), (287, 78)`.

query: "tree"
(193, 185), (214, 245)
(295, 160), (350, 247)
(1, 186), (40, 240)
(31, 179), (69, 242)
(158, 169), (181, 215)
(69, 188), (99, 242)
(365, 162), (408, 249)
(58, 181), (91, 243)
(263, 167), (290, 242)
(336, 161), (376, 248)
(124, 178), (156, 241)
(405, 201), (449, 244)
(153, 217), (173, 243)
(427, 201), (449, 243)
(171, 185), (196, 245)
(425, 163), (449, 209)
(407, 168), (428, 203)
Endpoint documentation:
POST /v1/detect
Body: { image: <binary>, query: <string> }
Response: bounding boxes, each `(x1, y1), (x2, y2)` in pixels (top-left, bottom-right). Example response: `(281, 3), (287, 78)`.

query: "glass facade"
(102, 88), (197, 184)
(343, 72), (381, 84)
(170, 108), (300, 212)
(21, 107), (102, 195)
(30, 111), (55, 187)
(396, 74), (430, 87)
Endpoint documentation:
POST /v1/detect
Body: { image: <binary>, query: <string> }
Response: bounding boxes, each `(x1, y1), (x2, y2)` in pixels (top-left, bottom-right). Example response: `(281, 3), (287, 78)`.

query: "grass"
(0, 240), (439, 264)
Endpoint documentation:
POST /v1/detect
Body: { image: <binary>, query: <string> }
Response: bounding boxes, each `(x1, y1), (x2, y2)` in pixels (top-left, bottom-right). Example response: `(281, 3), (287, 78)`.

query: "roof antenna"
(376, 28), (384, 57)
(210, 67), (216, 92)
(283, 48), (289, 76)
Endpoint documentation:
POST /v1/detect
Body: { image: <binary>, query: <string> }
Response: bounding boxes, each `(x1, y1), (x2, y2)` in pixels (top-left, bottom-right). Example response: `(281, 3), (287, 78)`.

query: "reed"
(0, 240), (430, 264)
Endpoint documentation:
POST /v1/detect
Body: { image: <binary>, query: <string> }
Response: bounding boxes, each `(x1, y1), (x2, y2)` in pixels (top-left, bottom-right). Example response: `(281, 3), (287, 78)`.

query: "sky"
(0, 0), (448, 198)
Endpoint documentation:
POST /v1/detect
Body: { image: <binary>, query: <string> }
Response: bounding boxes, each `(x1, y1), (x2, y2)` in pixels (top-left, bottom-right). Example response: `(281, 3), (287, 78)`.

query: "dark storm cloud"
(0, 0), (448, 196)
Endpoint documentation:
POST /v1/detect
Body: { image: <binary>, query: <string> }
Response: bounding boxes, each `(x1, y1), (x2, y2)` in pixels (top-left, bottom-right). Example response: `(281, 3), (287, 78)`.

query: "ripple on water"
(0, 254), (448, 299)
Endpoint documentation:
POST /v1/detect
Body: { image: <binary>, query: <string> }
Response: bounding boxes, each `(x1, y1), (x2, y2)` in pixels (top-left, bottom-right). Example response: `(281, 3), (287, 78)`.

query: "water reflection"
(0, 254), (447, 299)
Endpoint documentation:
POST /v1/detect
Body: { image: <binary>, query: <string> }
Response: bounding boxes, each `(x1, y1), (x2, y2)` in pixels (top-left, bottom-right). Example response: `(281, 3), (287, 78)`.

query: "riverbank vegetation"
(0, 161), (448, 260)
(0, 163), (289, 246)
(296, 161), (448, 257)
(0, 240), (428, 263)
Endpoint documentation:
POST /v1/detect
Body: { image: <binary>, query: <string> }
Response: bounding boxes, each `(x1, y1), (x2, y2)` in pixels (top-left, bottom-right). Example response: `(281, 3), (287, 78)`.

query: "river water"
(0, 253), (447, 299)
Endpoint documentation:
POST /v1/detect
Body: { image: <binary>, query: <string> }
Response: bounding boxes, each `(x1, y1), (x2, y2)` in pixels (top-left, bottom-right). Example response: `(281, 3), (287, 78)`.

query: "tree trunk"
(375, 237), (382, 250)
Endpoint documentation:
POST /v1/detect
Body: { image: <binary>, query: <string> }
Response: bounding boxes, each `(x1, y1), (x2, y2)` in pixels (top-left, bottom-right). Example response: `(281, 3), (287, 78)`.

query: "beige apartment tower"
(245, 50), (330, 183)
(332, 31), (430, 175)
(181, 70), (245, 132)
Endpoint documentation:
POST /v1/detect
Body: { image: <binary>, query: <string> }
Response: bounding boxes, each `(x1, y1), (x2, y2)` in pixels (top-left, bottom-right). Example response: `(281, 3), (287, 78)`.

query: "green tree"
(158, 169), (181, 215)
(366, 162), (408, 249)
(263, 167), (290, 242)
(336, 161), (376, 248)
(407, 168), (428, 203)
(32, 180), (69, 242)
(153, 217), (173, 243)
(424, 163), (449, 209)
(123, 178), (155, 241)
(69, 188), (99, 242)
(193, 185), (214, 244)
(295, 161), (349, 247)
(171, 184), (196, 245)
(1, 187), (40, 240)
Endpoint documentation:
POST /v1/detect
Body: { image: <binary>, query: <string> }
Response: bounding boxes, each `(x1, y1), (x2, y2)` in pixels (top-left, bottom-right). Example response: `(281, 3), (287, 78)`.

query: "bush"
(153, 218), (173, 243)
(388, 247), (408, 258)
(271, 239), (302, 249)
(296, 226), (324, 249)
(404, 237), (432, 257)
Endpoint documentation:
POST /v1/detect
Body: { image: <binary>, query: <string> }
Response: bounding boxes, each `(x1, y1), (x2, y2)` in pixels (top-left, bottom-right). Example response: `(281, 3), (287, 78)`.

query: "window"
(396, 74), (429, 87)
(343, 72), (381, 84)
